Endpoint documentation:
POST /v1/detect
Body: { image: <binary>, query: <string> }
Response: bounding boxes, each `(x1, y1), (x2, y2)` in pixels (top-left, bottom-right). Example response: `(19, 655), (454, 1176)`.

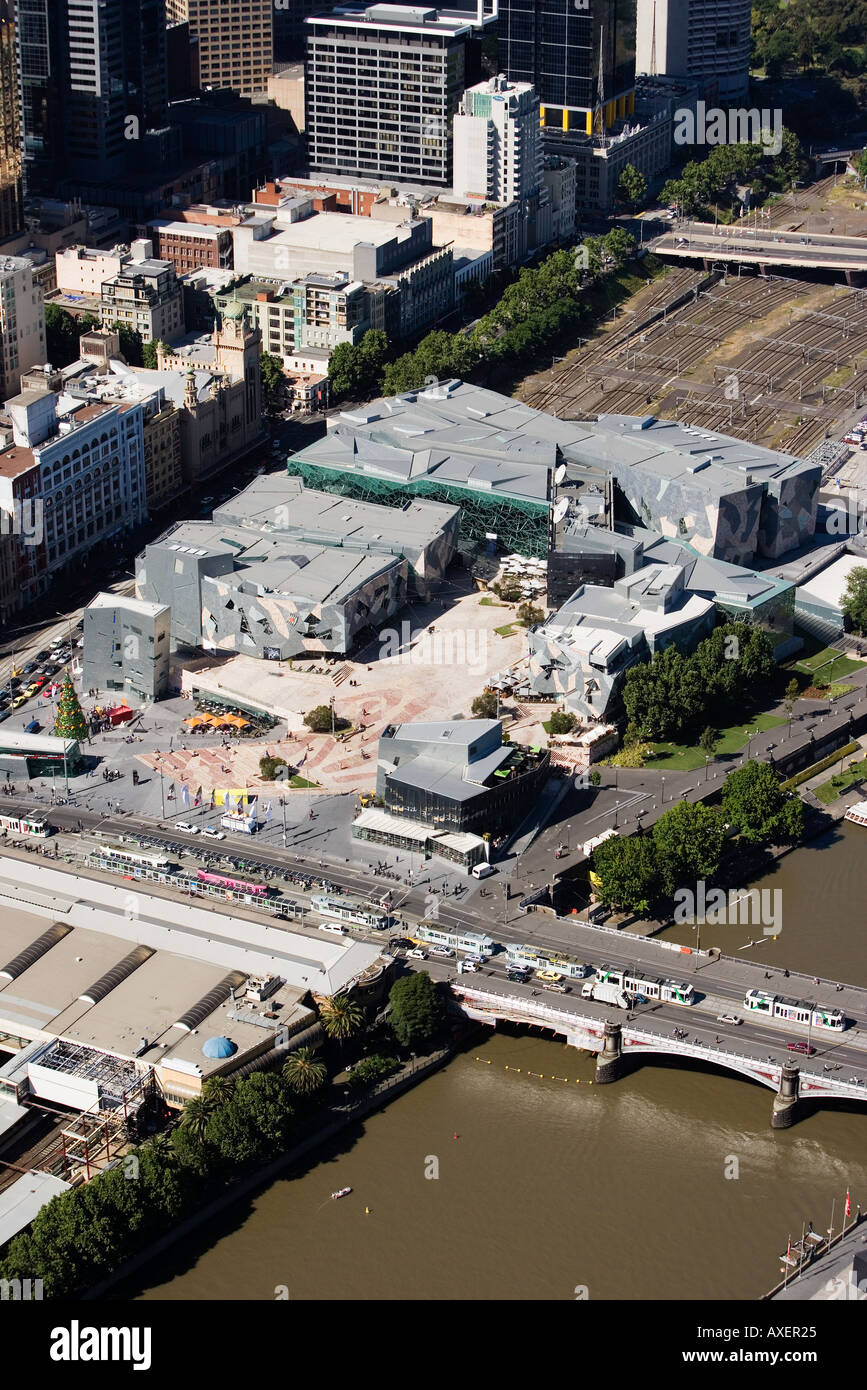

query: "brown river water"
(133, 823), (867, 1302)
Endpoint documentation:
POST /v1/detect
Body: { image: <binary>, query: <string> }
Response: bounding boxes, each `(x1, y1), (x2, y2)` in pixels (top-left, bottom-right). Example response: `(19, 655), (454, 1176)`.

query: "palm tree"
(181, 1094), (216, 1142)
(319, 995), (364, 1044)
(202, 1074), (236, 1107)
(282, 1047), (328, 1096)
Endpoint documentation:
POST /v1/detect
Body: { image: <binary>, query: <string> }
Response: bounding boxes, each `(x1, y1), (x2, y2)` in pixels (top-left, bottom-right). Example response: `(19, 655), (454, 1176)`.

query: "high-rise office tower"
(498, 0), (637, 136)
(306, 3), (496, 186)
(16, 0), (69, 194)
(0, 0), (23, 238)
(635, 0), (750, 101)
(17, 0), (170, 191)
(166, 0), (273, 97)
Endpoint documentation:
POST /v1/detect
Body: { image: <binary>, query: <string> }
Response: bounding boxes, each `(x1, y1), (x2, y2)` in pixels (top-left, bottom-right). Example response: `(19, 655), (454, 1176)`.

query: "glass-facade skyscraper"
(17, 0), (169, 193)
(498, 0), (636, 134)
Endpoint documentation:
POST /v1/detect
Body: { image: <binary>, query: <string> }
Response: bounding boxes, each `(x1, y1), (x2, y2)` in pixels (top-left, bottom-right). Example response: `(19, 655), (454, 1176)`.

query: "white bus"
(743, 990), (845, 1032)
(413, 924), (495, 958)
(505, 942), (588, 979)
(310, 894), (389, 931)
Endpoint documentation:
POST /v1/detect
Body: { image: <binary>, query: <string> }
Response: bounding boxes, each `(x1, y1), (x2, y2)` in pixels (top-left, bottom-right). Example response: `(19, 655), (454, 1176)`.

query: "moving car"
(716, 1014), (742, 1025)
(537, 970), (563, 983)
(406, 948), (428, 960)
(173, 822), (199, 834)
(429, 946), (455, 958)
(786, 1041), (816, 1055)
(202, 827), (225, 840)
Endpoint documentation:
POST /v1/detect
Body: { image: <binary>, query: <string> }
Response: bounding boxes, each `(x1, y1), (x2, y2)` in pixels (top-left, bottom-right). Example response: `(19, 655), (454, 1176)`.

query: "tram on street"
(743, 990), (846, 1031)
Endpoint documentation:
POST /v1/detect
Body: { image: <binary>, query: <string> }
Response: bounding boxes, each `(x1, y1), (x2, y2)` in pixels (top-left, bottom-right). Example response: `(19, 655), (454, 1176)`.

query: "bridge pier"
(595, 1020), (624, 1084)
(771, 1063), (801, 1129)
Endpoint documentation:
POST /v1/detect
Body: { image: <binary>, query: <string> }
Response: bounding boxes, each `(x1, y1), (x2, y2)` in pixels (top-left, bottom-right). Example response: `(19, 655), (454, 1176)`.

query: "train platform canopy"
(0, 1170), (71, 1248)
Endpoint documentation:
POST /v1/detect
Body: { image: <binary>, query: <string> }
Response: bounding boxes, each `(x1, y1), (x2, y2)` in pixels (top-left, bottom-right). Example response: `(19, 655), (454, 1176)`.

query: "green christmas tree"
(54, 673), (88, 743)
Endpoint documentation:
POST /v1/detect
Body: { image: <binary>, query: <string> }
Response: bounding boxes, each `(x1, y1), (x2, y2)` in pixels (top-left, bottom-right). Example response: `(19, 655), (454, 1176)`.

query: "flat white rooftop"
(86, 591), (169, 620)
(799, 554), (865, 612)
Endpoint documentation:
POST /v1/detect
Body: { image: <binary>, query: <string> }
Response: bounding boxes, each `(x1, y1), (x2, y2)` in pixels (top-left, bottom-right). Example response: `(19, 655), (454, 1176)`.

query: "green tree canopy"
(841, 566), (867, 634)
(204, 1072), (294, 1166)
(54, 673), (88, 742)
(304, 704), (336, 733)
(548, 710), (578, 735)
(283, 1046), (328, 1095)
(651, 800), (727, 896)
(591, 834), (658, 915)
(722, 760), (804, 844)
(389, 971), (444, 1048)
(471, 691), (499, 719)
(618, 164), (647, 209)
(260, 351), (285, 413)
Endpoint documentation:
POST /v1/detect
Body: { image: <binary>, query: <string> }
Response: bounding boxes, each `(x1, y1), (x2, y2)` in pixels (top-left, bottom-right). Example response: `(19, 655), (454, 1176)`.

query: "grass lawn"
(647, 712), (786, 771)
(814, 758), (867, 806)
(290, 775), (318, 788)
(792, 647), (862, 682)
(479, 597), (507, 608)
(494, 622), (523, 638)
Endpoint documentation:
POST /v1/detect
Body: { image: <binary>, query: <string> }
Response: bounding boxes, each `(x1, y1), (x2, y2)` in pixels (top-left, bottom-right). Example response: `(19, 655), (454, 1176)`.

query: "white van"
(318, 921), (347, 936)
(471, 863), (495, 879)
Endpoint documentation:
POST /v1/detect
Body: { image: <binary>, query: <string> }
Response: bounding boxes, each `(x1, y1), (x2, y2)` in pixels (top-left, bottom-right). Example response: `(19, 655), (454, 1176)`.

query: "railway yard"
(520, 262), (867, 462)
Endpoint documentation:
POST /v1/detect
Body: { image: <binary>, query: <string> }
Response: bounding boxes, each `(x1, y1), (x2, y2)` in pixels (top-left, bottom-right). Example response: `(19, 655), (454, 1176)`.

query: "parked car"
(173, 822), (199, 834)
(203, 827), (225, 839)
(11, 695), (28, 708)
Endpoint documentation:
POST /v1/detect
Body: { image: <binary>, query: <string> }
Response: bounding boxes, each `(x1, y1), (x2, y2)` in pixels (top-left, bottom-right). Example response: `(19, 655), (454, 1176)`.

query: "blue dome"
(202, 1035), (236, 1059)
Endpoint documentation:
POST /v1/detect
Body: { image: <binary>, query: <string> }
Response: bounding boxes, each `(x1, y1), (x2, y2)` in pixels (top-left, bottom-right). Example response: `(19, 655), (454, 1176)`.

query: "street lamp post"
(661, 776), (665, 805)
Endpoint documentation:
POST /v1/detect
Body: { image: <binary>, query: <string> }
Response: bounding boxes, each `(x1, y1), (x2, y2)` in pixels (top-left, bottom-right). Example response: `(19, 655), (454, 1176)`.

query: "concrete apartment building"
(453, 76), (542, 205)
(100, 258), (184, 345)
(636, 0), (751, 102)
(0, 258), (46, 402)
(146, 220), (234, 274)
(305, 3), (497, 186)
(0, 384), (147, 605)
(166, 0), (273, 97)
(55, 246), (131, 298)
(82, 592), (171, 701)
(213, 274), (376, 371)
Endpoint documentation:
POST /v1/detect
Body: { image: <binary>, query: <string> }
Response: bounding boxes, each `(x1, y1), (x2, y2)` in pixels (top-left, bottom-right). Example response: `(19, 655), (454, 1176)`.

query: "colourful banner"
(213, 788), (250, 808)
